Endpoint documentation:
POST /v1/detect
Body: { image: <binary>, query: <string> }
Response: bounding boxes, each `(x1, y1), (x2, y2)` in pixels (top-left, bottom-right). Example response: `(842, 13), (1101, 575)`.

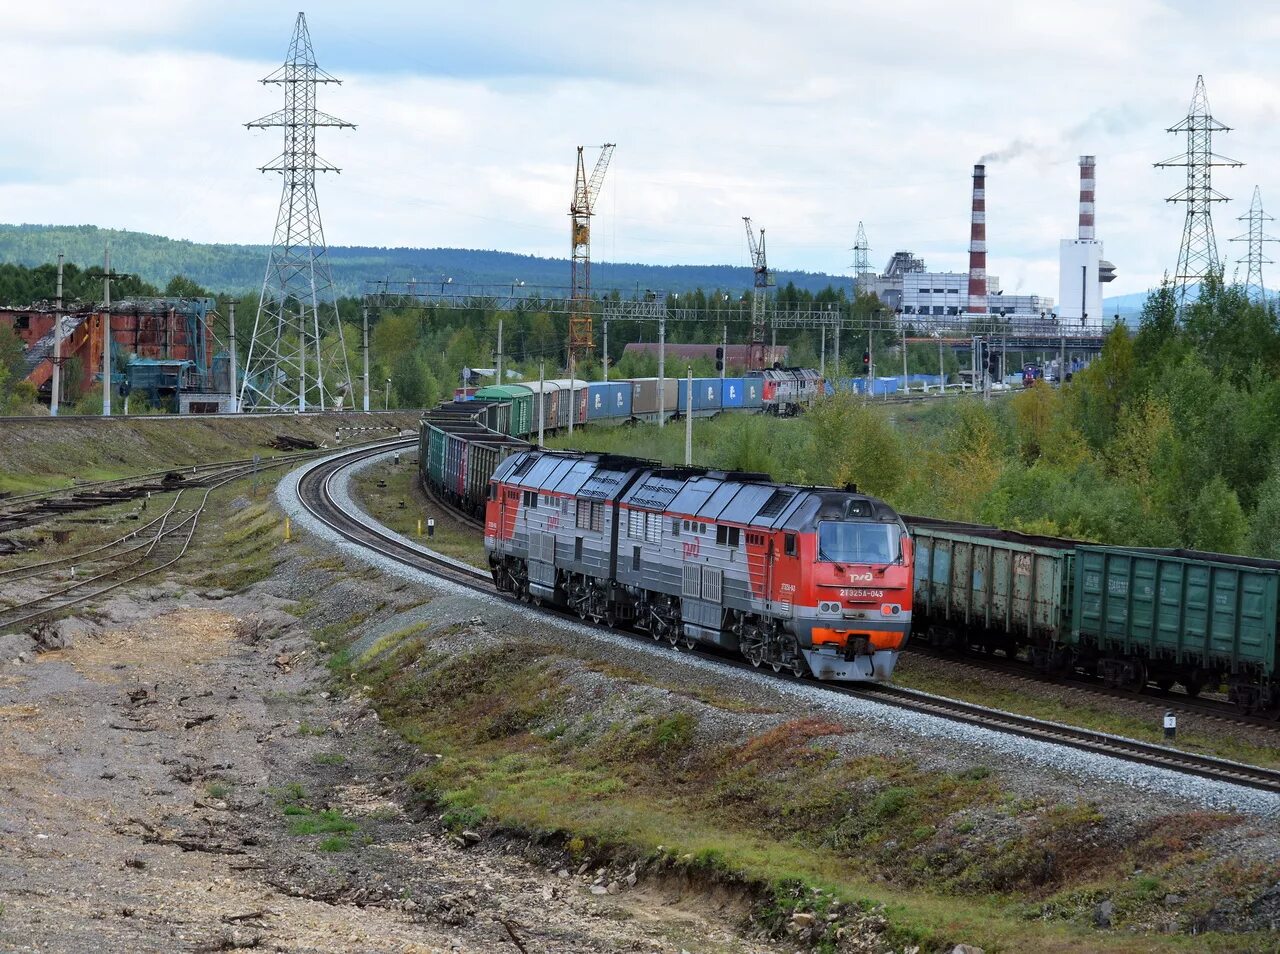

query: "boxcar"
(908, 517), (1077, 663)
(1071, 546), (1280, 706)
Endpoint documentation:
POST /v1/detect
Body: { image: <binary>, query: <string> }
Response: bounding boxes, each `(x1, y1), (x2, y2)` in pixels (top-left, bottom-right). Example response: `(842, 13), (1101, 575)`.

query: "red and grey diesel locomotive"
(484, 448), (913, 681)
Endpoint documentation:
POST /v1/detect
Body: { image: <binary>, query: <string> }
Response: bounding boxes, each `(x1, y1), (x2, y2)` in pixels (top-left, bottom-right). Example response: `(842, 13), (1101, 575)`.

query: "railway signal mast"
(569, 143), (615, 370)
(743, 217), (775, 370)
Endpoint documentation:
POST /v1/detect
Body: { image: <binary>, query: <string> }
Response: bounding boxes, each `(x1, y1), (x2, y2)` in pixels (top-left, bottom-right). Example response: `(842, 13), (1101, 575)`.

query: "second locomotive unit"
(485, 448), (913, 681)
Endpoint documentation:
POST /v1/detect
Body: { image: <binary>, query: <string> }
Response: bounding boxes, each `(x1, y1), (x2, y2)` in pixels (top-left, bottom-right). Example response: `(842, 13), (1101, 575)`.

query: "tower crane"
(743, 217), (775, 370)
(569, 143), (615, 369)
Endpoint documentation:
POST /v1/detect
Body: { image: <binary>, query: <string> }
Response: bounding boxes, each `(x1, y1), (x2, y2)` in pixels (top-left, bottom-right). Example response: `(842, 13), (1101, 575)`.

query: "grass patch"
(312, 752), (346, 766)
(287, 809), (358, 836)
(893, 658), (1280, 770)
(331, 633), (1274, 951)
(348, 459), (486, 568)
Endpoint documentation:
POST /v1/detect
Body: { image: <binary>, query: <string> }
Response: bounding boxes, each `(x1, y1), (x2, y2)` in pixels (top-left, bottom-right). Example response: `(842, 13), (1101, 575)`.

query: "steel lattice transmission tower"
(850, 221), (872, 297)
(1230, 186), (1277, 305)
(743, 217), (774, 370)
(569, 144), (615, 369)
(1155, 75), (1242, 308)
(241, 12), (355, 411)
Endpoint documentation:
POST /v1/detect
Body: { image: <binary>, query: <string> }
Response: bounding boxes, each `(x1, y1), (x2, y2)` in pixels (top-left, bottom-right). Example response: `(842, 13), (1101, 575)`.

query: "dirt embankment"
(0, 549), (795, 953)
(0, 412), (420, 494)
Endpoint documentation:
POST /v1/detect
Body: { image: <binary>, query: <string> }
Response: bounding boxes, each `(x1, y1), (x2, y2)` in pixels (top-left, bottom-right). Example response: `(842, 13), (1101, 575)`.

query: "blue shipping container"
(587, 382), (632, 420)
(678, 378), (723, 412)
(721, 377), (746, 408)
(742, 377), (763, 408)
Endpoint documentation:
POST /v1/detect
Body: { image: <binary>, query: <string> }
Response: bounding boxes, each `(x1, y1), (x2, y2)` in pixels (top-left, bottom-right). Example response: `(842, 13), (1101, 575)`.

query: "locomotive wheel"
(682, 632), (697, 651)
(604, 606), (618, 628)
(770, 659), (783, 673)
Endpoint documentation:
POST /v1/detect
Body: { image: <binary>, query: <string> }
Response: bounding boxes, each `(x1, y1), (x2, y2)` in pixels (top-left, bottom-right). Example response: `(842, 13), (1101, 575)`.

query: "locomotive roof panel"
(620, 471), (688, 512)
(714, 481), (780, 524)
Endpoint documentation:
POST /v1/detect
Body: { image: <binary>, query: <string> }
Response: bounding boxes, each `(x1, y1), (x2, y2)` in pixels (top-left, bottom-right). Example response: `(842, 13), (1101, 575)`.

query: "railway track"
(296, 443), (1280, 795)
(0, 436), (412, 634)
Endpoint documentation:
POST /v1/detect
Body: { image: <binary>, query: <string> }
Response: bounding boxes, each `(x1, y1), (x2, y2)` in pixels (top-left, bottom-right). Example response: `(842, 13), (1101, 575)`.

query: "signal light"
(862, 350), (871, 372)
(715, 346), (724, 372)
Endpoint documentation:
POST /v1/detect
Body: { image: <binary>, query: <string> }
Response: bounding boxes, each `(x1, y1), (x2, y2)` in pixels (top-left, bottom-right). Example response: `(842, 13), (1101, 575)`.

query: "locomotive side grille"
(701, 567), (723, 604)
(682, 564), (702, 599)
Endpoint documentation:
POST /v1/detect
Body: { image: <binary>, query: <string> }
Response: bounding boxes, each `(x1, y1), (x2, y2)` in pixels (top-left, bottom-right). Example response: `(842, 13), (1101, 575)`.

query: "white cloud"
(0, 0), (1275, 297)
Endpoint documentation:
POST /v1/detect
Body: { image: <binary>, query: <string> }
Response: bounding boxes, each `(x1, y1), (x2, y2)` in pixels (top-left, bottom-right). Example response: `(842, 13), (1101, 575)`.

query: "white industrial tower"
(240, 12), (355, 412)
(1058, 156), (1116, 325)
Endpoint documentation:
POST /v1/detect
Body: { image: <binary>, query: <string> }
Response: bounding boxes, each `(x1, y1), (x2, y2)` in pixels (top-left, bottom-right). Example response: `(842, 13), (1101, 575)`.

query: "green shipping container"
(909, 519), (1076, 648)
(1072, 546), (1280, 674)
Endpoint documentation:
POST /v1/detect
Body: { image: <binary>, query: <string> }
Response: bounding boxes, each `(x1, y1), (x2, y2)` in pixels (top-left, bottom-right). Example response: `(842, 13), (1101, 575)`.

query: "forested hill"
(0, 224), (847, 299)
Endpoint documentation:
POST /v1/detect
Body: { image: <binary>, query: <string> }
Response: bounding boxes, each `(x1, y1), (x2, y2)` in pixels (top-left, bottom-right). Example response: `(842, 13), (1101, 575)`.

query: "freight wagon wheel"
(1128, 660), (1149, 693)
(1155, 678), (1175, 694)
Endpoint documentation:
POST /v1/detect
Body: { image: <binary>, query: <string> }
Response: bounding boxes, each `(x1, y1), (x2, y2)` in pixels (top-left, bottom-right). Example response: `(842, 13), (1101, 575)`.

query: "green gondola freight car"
(908, 517), (1078, 665)
(426, 423), (447, 489)
(1071, 546), (1279, 708)
(474, 385), (533, 438)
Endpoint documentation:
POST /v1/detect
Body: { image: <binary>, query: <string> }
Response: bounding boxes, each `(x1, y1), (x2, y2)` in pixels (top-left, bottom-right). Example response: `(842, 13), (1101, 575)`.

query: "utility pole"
(568, 373), (575, 435)
(865, 328), (873, 403)
(51, 253), (63, 416)
(685, 366), (693, 467)
(537, 362), (545, 447)
(496, 316), (504, 386)
(833, 321), (840, 388)
(721, 324), (727, 380)
(361, 305), (370, 412)
(818, 324), (825, 381)
(657, 316), (666, 429)
(901, 323), (908, 390)
(601, 318), (608, 383)
(228, 299), (239, 413)
(102, 246), (112, 417)
(938, 336), (945, 392)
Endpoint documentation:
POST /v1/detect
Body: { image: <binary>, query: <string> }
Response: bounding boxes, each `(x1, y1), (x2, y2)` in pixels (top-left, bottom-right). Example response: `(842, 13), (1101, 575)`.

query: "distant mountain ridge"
(0, 224), (849, 299)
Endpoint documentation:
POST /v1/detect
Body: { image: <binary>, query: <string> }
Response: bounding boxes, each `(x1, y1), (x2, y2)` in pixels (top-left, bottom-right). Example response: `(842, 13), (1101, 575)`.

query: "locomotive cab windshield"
(817, 521), (902, 565)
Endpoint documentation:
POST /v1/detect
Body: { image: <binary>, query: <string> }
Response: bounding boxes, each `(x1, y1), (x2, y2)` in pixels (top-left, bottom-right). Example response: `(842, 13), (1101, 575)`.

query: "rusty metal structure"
(742, 217), (774, 370)
(568, 143), (615, 368)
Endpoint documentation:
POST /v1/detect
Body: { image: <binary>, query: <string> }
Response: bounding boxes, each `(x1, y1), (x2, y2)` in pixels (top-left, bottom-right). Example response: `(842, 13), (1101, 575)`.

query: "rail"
(295, 444), (1280, 795)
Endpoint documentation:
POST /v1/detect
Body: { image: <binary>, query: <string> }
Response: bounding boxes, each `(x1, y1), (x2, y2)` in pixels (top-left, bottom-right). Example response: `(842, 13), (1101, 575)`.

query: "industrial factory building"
(1, 297), (234, 412)
(857, 157), (1125, 326)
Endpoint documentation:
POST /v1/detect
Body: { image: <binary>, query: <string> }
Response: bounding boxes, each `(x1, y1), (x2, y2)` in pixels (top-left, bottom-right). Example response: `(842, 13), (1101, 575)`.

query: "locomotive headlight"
(819, 601), (841, 615)
(881, 603), (902, 616)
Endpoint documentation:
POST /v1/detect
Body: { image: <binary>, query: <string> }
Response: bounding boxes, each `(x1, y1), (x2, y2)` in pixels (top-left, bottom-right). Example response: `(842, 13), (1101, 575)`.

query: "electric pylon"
(851, 221), (871, 297)
(1230, 186), (1277, 305)
(241, 12), (355, 411)
(569, 144), (615, 369)
(1155, 75), (1242, 309)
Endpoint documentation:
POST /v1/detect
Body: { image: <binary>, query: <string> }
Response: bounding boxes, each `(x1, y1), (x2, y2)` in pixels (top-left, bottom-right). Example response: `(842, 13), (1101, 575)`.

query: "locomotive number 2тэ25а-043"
(484, 449), (913, 682)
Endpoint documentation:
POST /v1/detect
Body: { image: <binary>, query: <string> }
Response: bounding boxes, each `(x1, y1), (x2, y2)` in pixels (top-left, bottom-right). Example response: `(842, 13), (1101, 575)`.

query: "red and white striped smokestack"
(1078, 155), (1096, 241)
(967, 163), (987, 314)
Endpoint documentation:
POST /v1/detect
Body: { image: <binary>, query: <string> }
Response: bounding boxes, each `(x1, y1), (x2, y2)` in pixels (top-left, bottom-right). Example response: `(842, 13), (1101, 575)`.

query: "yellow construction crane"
(569, 143), (615, 368)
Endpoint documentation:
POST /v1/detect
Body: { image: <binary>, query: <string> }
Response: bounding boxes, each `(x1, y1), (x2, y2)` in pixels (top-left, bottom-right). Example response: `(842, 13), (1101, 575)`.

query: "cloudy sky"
(1, 0), (1277, 297)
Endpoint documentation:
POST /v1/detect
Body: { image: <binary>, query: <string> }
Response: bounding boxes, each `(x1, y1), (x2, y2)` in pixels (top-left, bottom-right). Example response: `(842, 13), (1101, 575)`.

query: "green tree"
(1249, 465), (1280, 559)
(1189, 476), (1248, 554)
